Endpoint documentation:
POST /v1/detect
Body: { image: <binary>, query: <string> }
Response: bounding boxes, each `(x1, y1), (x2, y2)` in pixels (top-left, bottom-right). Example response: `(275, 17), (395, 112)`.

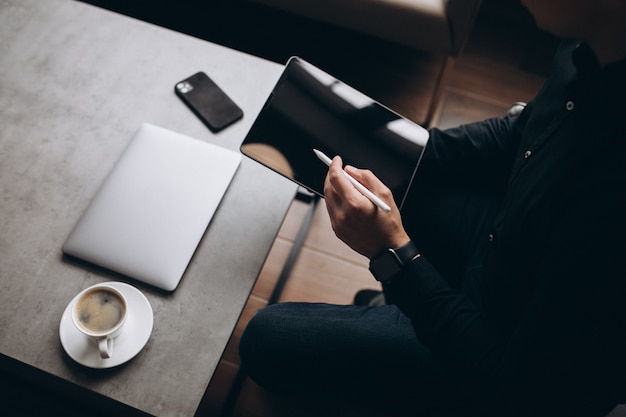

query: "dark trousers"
(239, 179), (501, 411)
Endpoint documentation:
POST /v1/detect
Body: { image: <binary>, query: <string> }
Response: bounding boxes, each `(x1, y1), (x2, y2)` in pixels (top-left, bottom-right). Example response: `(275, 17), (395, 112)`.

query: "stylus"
(313, 149), (391, 213)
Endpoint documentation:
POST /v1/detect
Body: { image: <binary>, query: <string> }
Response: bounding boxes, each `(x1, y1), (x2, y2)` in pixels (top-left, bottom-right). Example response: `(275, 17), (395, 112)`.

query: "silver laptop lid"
(63, 123), (241, 291)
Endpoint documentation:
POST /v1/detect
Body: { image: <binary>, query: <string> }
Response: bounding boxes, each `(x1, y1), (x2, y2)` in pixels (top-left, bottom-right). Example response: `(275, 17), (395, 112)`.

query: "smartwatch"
(369, 241), (420, 283)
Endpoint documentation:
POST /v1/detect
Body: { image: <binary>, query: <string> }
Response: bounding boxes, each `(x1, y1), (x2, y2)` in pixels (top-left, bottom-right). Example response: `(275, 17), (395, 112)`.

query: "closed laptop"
(63, 123), (241, 291)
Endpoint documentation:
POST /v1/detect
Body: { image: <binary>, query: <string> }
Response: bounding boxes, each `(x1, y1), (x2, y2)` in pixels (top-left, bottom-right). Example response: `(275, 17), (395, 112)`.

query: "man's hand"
(323, 156), (411, 259)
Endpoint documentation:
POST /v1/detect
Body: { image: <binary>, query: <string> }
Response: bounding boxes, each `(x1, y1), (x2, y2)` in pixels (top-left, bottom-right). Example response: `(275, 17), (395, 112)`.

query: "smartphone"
(175, 72), (244, 132)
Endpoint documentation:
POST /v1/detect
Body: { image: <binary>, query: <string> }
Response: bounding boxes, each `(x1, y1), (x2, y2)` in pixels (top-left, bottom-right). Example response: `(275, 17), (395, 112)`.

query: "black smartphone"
(174, 72), (244, 132)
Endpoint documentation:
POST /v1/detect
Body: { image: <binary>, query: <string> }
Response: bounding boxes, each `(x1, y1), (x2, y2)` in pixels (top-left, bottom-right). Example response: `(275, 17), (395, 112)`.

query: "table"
(0, 0), (297, 415)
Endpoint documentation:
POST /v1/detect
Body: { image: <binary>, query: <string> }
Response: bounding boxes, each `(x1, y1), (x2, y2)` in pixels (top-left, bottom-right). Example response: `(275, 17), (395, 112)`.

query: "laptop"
(240, 56), (429, 209)
(62, 123), (241, 291)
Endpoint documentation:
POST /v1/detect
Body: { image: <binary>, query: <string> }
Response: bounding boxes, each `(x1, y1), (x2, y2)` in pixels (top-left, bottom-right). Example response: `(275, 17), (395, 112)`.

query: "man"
(240, 1), (626, 415)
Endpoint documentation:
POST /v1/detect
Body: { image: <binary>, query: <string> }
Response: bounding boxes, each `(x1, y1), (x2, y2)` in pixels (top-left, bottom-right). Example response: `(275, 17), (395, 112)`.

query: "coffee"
(75, 288), (125, 334)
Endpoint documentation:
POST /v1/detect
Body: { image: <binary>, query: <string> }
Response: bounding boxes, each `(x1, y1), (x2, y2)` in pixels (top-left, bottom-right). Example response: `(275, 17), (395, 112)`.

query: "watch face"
(370, 250), (402, 282)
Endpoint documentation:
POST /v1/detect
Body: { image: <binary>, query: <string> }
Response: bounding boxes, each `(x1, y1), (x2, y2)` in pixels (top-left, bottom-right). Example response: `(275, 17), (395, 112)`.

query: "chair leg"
(268, 192), (320, 305)
(424, 55), (456, 128)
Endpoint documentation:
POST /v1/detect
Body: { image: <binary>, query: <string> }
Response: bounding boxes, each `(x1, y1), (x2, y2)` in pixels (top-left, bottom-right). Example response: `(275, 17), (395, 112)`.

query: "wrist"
(390, 230), (411, 249)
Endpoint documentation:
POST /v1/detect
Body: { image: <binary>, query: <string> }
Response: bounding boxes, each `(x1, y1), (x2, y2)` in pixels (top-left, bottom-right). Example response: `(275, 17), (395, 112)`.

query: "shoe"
(353, 289), (386, 306)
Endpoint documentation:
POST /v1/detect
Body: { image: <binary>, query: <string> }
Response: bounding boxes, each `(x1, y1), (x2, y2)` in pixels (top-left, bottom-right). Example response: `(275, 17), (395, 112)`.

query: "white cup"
(72, 284), (127, 359)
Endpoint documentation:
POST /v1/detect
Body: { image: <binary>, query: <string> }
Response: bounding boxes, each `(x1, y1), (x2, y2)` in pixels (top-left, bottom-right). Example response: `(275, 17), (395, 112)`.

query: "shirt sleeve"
(384, 159), (626, 417)
(420, 112), (526, 190)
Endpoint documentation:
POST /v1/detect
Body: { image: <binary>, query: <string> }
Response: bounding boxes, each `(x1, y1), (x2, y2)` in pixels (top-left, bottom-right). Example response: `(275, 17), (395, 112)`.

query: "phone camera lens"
(176, 82), (193, 93)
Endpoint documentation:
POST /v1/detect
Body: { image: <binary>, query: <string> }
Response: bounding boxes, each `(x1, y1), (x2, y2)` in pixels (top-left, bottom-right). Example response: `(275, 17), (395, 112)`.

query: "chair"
(245, 0), (483, 127)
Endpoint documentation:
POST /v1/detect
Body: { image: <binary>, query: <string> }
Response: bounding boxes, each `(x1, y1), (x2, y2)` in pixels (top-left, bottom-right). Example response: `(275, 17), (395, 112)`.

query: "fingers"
(327, 157), (359, 200)
(324, 156), (394, 213)
(324, 157), (356, 208)
(344, 164), (395, 210)
(322, 156), (409, 257)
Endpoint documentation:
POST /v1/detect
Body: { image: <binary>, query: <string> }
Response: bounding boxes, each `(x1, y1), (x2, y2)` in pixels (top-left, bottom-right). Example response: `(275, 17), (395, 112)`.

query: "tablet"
(240, 56), (429, 208)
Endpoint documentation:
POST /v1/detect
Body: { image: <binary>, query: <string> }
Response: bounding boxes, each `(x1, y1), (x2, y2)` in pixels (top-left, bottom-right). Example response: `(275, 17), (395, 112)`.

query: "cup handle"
(98, 336), (113, 359)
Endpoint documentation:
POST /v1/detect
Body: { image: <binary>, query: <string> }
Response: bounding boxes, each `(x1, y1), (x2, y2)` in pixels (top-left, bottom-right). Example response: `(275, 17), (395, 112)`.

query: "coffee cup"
(72, 284), (127, 359)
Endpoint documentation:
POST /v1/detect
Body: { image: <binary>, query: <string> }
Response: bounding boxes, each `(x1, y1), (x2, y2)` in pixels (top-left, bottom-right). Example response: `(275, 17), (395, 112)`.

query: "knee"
(238, 304), (291, 389)
(239, 306), (270, 365)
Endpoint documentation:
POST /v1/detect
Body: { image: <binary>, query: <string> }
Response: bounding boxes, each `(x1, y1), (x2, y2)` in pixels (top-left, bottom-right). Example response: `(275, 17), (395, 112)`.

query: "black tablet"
(240, 57), (429, 208)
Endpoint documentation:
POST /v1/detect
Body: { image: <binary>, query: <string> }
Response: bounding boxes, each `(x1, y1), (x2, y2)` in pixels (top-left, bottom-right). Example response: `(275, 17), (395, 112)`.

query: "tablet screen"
(240, 57), (429, 208)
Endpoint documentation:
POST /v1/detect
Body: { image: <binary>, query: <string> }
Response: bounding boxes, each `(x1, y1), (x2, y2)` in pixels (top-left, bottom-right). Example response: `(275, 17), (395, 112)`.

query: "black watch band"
(369, 241), (420, 283)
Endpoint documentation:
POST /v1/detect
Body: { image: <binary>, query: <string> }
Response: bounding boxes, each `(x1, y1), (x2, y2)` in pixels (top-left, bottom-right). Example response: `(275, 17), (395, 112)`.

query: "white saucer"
(60, 281), (153, 369)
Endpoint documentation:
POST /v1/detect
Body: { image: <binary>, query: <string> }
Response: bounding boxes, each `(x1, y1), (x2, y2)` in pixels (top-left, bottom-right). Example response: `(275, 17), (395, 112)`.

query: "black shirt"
(387, 41), (626, 416)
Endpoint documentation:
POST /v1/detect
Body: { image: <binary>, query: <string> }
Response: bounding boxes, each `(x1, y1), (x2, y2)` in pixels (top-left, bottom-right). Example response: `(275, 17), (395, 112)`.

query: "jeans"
(239, 178), (501, 409)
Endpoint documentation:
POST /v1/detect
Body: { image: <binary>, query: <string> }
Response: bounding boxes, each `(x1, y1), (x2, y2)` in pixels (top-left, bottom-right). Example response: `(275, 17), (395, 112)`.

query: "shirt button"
(524, 150), (532, 159)
(488, 233), (494, 242)
(566, 101), (575, 111)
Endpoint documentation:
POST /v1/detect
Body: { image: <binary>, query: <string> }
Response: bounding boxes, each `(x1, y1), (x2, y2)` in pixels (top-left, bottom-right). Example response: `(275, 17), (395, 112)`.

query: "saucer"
(60, 281), (153, 369)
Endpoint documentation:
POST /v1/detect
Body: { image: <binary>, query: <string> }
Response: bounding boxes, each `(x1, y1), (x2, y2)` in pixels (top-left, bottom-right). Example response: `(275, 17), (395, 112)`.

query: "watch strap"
(393, 240), (420, 265)
(369, 241), (420, 283)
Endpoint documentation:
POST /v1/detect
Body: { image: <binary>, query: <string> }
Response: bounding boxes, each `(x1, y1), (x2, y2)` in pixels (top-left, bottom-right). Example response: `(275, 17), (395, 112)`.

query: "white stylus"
(313, 149), (391, 213)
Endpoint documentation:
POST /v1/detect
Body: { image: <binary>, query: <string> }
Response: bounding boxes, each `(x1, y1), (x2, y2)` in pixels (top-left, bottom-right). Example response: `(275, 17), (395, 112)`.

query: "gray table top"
(0, 0), (296, 415)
